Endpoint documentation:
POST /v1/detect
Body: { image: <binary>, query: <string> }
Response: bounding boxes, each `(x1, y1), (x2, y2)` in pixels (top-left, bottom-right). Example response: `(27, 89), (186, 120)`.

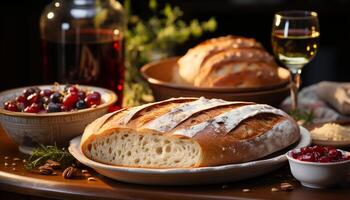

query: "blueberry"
(76, 100), (87, 110)
(47, 102), (61, 112)
(50, 92), (63, 103)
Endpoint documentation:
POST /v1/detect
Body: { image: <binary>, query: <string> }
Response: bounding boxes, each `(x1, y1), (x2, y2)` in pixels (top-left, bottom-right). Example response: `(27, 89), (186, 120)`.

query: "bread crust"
(81, 97), (300, 168)
(177, 35), (285, 88)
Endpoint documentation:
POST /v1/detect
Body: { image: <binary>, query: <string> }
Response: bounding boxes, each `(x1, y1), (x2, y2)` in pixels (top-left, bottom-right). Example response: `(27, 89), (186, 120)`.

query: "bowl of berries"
(286, 145), (350, 189)
(0, 84), (117, 154)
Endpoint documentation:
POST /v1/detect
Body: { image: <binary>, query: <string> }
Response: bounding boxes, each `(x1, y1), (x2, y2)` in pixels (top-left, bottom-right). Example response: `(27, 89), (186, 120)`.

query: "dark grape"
(50, 92), (63, 103)
(47, 102), (61, 113)
(76, 100), (87, 110)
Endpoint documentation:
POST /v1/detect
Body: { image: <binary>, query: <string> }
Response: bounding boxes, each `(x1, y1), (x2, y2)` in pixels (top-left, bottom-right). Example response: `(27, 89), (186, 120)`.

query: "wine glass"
(271, 10), (320, 110)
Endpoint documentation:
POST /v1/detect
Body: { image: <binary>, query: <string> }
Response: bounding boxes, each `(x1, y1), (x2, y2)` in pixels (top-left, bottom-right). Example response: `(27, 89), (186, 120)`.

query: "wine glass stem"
(290, 69), (302, 110)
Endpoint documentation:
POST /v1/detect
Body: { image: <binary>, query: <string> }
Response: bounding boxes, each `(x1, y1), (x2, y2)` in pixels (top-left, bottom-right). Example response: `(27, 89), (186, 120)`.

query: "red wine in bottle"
(42, 29), (124, 108)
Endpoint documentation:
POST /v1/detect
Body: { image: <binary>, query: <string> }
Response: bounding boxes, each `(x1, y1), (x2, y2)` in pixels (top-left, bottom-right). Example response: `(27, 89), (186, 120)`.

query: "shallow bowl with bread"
(0, 85), (117, 154)
(141, 57), (291, 106)
(142, 35), (291, 106)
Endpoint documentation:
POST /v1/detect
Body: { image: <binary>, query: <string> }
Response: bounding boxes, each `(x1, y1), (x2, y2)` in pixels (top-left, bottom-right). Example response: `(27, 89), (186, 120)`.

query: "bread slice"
(81, 97), (300, 168)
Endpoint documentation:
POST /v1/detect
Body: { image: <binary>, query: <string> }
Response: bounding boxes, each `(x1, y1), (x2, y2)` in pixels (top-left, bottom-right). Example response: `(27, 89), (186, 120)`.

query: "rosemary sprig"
(289, 109), (314, 125)
(25, 144), (75, 170)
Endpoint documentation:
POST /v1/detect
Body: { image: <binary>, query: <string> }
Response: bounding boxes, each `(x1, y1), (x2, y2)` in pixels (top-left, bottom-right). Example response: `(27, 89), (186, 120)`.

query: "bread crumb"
(242, 188), (250, 192)
(271, 187), (279, 192)
(280, 182), (293, 191)
(88, 177), (97, 181)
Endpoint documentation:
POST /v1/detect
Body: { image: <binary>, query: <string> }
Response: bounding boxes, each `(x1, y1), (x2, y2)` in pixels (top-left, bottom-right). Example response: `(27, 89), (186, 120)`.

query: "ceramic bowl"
(0, 85), (117, 154)
(140, 57), (290, 106)
(286, 149), (350, 188)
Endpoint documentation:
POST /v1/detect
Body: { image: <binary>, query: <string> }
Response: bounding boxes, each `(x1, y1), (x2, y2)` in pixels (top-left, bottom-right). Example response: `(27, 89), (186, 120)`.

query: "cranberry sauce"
(291, 145), (350, 163)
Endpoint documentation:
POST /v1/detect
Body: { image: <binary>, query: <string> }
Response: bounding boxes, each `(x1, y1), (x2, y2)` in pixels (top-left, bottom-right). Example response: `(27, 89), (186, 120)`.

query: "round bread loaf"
(81, 97), (300, 168)
(177, 35), (284, 88)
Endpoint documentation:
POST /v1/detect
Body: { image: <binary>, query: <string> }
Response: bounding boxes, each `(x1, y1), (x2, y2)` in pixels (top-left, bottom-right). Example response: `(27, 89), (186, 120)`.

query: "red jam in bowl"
(291, 145), (350, 163)
(3, 85), (102, 113)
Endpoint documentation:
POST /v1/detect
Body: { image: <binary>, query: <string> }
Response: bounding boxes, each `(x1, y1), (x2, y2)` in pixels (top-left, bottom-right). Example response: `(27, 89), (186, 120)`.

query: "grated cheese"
(311, 123), (350, 141)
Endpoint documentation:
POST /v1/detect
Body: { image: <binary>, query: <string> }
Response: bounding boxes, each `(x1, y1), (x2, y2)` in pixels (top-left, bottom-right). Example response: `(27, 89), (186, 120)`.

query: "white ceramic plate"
(69, 126), (311, 185)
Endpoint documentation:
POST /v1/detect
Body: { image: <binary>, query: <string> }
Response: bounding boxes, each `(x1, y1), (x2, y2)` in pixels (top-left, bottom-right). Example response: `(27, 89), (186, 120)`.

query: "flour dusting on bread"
(81, 97), (299, 168)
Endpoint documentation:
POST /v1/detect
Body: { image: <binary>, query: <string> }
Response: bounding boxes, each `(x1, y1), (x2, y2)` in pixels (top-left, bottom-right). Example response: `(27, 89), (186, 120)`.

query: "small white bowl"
(0, 85), (117, 154)
(286, 149), (350, 188)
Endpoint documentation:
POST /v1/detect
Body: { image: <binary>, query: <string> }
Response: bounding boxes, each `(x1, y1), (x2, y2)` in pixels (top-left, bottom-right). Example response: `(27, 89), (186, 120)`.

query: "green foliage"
(123, 0), (217, 107)
(25, 144), (75, 170)
(289, 109), (314, 125)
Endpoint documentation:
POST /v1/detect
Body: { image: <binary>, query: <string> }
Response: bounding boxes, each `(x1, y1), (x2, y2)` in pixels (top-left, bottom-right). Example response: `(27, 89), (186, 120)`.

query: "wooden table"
(0, 126), (349, 200)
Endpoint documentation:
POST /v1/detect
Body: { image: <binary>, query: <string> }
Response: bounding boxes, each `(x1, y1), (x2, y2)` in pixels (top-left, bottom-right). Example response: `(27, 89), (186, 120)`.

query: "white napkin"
(315, 81), (350, 115)
(281, 82), (348, 123)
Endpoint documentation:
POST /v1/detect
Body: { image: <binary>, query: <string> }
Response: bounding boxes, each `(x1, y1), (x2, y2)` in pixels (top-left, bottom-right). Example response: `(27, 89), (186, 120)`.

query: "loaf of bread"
(177, 35), (285, 88)
(81, 97), (300, 168)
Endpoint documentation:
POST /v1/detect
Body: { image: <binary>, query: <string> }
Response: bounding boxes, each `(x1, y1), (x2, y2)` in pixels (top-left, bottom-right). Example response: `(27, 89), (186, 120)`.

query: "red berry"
(291, 150), (299, 159)
(63, 93), (79, 109)
(313, 151), (321, 160)
(40, 89), (53, 97)
(67, 86), (79, 94)
(85, 92), (101, 107)
(16, 95), (27, 105)
(27, 93), (40, 104)
(300, 147), (310, 154)
(328, 149), (338, 157)
(6, 102), (18, 112)
(4, 101), (12, 109)
(312, 145), (325, 154)
(24, 103), (41, 113)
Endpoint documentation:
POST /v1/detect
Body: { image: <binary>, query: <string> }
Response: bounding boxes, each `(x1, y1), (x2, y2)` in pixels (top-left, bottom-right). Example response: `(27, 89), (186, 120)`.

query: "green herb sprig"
(25, 144), (75, 170)
(289, 109), (314, 125)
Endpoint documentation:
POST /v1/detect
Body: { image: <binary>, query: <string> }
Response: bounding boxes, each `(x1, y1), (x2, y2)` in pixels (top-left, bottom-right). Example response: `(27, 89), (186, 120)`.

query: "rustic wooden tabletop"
(0, 125), (349, 200)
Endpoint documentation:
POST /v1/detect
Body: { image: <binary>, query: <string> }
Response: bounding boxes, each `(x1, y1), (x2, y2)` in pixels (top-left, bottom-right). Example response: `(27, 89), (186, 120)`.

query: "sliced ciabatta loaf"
(81, 97), (300, 168)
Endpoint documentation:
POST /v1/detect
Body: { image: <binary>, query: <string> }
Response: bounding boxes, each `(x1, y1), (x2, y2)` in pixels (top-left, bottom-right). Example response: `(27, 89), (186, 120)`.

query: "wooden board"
(0, 125), (349, 200)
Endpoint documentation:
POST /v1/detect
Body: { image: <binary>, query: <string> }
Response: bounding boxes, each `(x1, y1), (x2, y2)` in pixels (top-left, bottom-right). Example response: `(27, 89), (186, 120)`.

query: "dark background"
(1, 0), (350, 91)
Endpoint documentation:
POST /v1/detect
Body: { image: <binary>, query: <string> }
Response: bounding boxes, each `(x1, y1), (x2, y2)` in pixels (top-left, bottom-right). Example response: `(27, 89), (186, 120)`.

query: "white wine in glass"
(272, 11), (320, 110)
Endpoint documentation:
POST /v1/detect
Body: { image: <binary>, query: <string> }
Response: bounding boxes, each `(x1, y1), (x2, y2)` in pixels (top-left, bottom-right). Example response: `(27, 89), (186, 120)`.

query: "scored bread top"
(81, 97), (300, 167)
(83, 97), (289, 136)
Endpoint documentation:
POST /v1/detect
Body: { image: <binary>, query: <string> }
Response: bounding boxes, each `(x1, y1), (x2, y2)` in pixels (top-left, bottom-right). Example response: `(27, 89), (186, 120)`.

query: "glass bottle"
(40, 0), (126, 108)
